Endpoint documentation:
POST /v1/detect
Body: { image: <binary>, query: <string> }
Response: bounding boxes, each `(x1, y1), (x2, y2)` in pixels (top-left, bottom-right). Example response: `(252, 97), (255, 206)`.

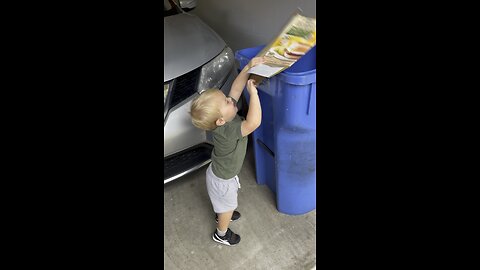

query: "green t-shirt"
(211, 114), (248, 179)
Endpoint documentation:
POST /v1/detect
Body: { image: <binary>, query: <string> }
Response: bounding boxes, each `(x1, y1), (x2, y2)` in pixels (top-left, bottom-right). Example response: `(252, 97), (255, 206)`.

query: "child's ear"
(216, 118), (226, 126)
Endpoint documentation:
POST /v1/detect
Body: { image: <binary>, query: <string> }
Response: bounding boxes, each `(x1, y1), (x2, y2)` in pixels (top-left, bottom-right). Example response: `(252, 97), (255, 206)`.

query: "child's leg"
(217, 210), (234, 232)
(213, 209), (240, 246)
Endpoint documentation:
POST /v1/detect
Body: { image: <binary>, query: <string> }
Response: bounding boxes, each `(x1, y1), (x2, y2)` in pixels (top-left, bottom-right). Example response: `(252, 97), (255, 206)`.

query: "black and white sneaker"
(215, 211), (241, 223)
(212, 228), (241, 246)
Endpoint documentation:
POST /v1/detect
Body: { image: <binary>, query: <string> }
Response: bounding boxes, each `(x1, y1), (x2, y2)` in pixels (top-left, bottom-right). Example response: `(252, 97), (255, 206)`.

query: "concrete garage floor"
(164, 141), (316, 269)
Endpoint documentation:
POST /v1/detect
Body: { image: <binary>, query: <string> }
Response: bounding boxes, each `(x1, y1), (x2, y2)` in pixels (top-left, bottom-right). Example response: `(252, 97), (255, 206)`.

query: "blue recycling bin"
(235, 45), (316, 215)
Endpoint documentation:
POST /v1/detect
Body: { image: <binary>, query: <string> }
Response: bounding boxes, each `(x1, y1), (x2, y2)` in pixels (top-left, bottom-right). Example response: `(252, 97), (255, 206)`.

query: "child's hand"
(246, 79), (258, 95)
(247, 56), (266, 70)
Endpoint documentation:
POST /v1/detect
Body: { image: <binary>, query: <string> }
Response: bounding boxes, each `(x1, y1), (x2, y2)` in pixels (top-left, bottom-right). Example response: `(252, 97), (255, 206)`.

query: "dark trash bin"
(235, 45), (316, 215)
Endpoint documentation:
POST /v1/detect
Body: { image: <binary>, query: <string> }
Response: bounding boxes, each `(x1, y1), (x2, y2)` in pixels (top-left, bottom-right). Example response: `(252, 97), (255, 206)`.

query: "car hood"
(164, 13), (226, 82)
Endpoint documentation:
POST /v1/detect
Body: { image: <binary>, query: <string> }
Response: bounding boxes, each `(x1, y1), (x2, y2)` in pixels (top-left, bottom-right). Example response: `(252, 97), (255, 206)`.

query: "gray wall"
(191, 0), (316, 53)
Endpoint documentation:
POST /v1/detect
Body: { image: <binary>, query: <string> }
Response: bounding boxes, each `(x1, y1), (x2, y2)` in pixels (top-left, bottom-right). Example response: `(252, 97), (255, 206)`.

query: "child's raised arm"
(241, 79), (262, 137)
(228, 57), (265, 103)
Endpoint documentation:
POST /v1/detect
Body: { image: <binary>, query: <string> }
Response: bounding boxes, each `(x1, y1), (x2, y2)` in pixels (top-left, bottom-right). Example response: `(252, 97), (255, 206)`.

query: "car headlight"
(197, 46), (234, 92)
(179, 0), (197, 9)
(164, 82), (170, 106)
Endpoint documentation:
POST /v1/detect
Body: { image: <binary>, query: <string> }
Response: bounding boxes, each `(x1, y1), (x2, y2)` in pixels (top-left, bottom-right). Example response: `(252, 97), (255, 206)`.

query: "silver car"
(164, 0), (243, 184)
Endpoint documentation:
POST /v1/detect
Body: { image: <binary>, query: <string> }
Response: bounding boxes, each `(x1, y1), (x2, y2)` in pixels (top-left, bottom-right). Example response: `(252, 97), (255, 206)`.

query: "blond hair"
(190, 89), (222, 130)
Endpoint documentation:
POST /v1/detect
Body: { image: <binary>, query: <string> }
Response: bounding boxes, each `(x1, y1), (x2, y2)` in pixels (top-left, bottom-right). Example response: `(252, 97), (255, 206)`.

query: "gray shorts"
(206, 163), (241, 214)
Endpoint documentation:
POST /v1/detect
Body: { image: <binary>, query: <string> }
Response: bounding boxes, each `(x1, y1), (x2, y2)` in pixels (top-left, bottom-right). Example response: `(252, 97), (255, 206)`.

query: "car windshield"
(164, 0), (182, 17)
